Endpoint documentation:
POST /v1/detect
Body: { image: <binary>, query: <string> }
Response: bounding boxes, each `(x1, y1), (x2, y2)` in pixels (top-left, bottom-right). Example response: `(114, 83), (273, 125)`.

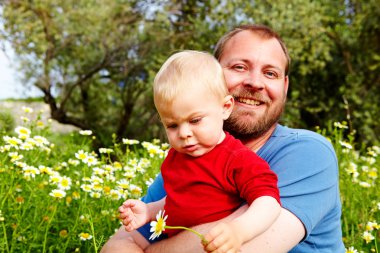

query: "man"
(101, 24), (345, 253)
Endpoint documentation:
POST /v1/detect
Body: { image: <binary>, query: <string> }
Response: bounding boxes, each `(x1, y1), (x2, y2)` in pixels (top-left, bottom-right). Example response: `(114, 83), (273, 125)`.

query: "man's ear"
(222, 95), (234, 120)
(282, 75), (289, 103)
(284, 75), (289, 94)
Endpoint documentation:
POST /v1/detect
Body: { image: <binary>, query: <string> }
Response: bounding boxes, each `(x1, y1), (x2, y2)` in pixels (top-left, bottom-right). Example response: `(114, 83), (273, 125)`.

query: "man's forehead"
(222, 32), (287, 68)
(226, 31), (282, 52)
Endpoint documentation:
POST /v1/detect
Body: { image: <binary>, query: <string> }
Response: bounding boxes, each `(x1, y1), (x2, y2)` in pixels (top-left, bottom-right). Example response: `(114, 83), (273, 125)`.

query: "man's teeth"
(237, 98), (261, 106)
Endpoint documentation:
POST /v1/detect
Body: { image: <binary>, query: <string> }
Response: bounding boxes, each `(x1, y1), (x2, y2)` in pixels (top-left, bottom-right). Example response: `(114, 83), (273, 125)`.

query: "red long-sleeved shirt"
(162, 132), (280, 237)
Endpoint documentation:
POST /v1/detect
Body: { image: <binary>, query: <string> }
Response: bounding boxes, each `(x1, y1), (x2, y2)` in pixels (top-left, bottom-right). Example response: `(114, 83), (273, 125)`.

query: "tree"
(2, 0), (379, 145)
(0, 0), (223, 145)
(200, 0), (380, 145)
(0, 0), (154, 145)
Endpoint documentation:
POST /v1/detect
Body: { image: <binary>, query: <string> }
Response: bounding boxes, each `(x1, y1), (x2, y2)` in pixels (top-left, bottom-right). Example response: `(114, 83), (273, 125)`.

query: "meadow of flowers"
(0, 107), (379, 253)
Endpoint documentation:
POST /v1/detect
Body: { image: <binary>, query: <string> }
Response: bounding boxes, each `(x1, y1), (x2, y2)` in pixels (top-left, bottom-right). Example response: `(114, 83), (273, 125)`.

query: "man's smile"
(234, 97), (264, 106)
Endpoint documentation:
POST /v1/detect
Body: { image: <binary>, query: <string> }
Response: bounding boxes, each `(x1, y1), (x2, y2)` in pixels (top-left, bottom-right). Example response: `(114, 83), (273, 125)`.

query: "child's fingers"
(213, 244), (232, 253)
(226, 249), (239, 253)
(119, 207), (134, 220)
(206, 243), (237, 253)
(204, 226), (224, 252)
(205, 222), (241, 253)
(119, 212), (126, 220)
(118, 208), (127, 221)
(122, 216), (139, 232)
(123, 222), (135, 232)
(123, 224), (132, 232)
(122, 216), (135, 229)
(122, 199), (137, 208)
(122, 215), (133, 224)
(205, 237), (227, 253)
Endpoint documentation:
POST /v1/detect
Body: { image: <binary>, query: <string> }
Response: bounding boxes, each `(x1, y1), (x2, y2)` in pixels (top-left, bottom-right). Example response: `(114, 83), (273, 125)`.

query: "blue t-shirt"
(138, 124), (345, 252)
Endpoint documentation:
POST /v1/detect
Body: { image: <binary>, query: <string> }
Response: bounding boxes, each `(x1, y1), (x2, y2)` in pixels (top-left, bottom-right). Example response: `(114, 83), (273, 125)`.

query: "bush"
(0, 109), (15, 135)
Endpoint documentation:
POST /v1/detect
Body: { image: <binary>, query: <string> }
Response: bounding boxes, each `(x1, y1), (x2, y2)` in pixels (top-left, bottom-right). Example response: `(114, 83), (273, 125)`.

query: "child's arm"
(203, 196), (281, 253)
(119, 197), (166, 232)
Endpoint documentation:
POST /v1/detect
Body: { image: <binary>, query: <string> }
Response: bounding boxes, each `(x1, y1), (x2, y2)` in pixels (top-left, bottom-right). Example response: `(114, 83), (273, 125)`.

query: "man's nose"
(243, 71), (265, 90)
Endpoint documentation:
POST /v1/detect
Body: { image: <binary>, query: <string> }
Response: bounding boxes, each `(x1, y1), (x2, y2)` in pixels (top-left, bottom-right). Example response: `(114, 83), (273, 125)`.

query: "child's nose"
(178, 124), (192, 139)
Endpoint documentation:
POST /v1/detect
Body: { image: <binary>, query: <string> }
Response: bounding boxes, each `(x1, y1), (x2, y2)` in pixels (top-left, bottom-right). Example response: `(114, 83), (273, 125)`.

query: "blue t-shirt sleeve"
(265, 134), (339, 238)
(137, 173), (167, 241)
(140, 173), (166, 203)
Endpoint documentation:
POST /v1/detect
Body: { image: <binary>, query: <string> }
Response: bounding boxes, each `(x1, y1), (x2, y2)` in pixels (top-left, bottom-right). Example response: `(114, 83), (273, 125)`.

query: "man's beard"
(224, 97), (285, 141)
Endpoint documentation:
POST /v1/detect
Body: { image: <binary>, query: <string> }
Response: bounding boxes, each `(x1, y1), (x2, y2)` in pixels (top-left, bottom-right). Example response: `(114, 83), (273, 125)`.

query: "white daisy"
(149, 210), (168, 240)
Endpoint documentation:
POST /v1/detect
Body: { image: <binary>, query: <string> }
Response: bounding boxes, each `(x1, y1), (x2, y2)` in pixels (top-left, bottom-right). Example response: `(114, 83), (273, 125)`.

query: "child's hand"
(202, 222), (242, 253)
(118, 199), (150, 232)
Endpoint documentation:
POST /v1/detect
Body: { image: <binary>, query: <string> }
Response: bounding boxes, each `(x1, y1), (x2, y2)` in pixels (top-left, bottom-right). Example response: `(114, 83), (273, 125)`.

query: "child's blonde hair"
(153, 50), (228, 109)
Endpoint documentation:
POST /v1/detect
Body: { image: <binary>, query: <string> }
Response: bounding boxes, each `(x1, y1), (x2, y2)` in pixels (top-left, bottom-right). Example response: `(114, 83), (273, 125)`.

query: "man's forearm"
(145, 221), (215, 253)
(101, 227), (148, 253)
(145, 205), (247, 253)
(146, 205), (304, 253)
(240, 208), (305, 253)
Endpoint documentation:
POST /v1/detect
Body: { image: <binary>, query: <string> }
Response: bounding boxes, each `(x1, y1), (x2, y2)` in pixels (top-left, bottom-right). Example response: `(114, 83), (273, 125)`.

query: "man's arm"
(145, 205), (246, 253)
(101, 205), (304, 253)
(240, 208), (305, 253)
(100, 228), (149, 253)
(145, 205), (304, 253)
(203, 196), (281, 253)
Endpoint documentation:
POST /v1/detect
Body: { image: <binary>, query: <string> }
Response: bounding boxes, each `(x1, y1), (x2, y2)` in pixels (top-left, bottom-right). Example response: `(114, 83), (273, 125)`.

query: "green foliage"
(1, 97), (44, 103)
(0, 0), (157, 145)
(0, 109), (15, 135)
(184, 0), (380, 146)
(1, 0), (379, 146)
(0, 109), (166, 252)
(246, 0), (380, 145)
(322, 122), (380, 252)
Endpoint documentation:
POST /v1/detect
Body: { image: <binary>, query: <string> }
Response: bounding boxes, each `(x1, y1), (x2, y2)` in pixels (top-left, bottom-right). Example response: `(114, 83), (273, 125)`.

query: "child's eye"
(166, 124), (177, 129)
(190, 118), (202, 124)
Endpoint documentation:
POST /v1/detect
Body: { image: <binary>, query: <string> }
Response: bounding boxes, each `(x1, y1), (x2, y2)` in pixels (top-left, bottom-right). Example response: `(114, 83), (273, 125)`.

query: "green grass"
(0, 108), (165, 252)
(0, 108), (379, 253)
(0, 97), (44, 103)
(318, 123), (380, 253)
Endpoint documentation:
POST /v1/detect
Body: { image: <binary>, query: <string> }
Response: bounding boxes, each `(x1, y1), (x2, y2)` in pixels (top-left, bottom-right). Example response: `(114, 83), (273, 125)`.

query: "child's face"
(157, 87), (233, 157)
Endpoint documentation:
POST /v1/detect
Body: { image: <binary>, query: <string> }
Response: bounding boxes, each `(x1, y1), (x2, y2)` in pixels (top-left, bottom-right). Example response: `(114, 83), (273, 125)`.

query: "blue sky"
(0, 46), (42, 100)
(0, 9), (42, 100)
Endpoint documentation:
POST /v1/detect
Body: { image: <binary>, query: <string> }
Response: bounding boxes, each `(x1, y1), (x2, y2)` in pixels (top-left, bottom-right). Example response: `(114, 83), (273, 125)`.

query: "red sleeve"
(227, 150), (281, 205)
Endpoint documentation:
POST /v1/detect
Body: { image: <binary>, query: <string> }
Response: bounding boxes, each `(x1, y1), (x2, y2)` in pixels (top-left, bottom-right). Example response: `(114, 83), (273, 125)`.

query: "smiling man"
(217, 29), (289, 151)
(101, 24), (345, 253)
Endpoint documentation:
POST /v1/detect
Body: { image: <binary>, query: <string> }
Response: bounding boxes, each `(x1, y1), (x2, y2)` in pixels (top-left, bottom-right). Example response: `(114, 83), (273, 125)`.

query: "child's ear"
(222, 95), (234, 120)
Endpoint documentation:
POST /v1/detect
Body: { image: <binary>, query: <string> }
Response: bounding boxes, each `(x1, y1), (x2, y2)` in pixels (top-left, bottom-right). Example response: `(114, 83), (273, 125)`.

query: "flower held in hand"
(149, 210), (168, 240)
(149, 210), (207, 244)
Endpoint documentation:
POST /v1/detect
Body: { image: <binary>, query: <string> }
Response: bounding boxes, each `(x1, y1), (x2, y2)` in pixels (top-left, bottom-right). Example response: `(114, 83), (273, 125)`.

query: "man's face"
(219, 30), (289, 139)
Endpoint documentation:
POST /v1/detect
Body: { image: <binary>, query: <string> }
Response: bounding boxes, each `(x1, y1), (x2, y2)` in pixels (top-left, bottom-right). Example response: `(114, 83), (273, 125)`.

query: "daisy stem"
(1, 221), (9, 253)
(164, 225), (208, 244)
(42, 203), (57, 253)
(87, 209), (99, 253)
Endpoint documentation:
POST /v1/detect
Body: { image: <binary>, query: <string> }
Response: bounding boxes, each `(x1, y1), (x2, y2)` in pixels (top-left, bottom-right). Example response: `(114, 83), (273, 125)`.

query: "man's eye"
(233, 65), (246, 71)
(265, 71), (278, 78)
